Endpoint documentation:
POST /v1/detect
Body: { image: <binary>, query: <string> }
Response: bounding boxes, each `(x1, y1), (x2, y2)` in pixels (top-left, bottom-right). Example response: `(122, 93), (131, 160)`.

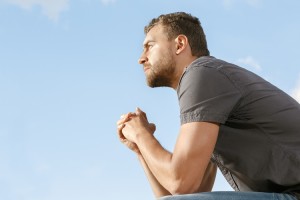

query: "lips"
(143, 66), (151, 72)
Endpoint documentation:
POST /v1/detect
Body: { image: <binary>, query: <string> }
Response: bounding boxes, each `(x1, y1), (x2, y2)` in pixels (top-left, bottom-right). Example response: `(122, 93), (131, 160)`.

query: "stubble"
(146, 51), (176, 88)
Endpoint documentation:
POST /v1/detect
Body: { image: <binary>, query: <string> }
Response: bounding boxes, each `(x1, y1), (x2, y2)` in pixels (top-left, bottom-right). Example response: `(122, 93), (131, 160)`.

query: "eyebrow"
(143, 40), (155, 48)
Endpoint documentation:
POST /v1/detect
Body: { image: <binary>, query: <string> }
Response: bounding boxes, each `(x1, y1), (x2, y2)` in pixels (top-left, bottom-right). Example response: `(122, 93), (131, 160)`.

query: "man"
(117, 12), (300, 200)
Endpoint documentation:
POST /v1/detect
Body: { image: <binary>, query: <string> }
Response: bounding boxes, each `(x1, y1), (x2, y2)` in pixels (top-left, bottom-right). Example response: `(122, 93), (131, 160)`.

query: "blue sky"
(0, 0), (300, 199)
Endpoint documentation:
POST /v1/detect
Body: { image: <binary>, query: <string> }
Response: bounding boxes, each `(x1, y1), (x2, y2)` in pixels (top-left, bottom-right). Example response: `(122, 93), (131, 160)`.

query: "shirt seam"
(180, 110), (228, 124)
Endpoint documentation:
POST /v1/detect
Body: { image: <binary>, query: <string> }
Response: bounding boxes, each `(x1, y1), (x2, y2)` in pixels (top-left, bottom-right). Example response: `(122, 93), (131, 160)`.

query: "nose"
(138, 53), (148, 64)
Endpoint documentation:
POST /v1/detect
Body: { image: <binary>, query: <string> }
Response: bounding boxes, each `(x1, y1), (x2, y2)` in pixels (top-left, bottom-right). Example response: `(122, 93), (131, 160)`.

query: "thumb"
(149, 123), (156, 134)
(136, 107), (144, 116)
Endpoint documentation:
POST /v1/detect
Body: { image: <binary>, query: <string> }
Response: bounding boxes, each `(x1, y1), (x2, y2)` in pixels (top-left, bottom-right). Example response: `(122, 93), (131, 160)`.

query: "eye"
(147, 42), (154, 49)
(143, 42), (154, 52)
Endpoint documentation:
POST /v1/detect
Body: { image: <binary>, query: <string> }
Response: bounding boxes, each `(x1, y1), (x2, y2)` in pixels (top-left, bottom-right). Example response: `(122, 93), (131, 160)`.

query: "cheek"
(148, 52), (158, 64)
(148, 47), (163, 62)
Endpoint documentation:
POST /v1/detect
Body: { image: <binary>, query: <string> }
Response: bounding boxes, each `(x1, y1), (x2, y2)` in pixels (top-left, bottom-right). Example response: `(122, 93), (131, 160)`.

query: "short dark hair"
(144, 12), (210, 57)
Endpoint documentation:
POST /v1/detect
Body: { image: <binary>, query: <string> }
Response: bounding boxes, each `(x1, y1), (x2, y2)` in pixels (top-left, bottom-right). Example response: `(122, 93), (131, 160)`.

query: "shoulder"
(180, 56), (241, 83)
(177, 56), (239, 95)
(186, 56), (228, 71)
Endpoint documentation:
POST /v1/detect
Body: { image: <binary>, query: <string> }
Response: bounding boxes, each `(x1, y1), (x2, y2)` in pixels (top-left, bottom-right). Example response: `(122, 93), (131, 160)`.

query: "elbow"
(168, 178), (200, 195)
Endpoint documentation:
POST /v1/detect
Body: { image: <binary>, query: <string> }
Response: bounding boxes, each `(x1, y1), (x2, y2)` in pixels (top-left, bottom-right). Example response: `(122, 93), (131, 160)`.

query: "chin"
(147, 81), (171, 88)
(146, 75), (172, 88)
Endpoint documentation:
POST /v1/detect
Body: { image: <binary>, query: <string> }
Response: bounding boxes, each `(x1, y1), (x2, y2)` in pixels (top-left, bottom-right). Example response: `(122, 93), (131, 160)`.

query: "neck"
(170, 56), (199, 90)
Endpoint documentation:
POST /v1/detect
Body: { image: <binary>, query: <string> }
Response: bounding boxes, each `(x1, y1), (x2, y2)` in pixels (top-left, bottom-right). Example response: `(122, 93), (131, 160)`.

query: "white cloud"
(291, 76), (300, 103)
(236, 56), (262, 71)
(3, 0), (69, 22)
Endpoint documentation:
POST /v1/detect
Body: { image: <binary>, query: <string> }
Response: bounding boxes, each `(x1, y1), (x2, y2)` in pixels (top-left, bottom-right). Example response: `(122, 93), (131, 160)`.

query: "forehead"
(143, 24), (168, 45)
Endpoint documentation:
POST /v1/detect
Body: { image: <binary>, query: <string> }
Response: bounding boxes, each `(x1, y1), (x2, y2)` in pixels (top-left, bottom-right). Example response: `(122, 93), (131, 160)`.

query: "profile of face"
(138, 25), (177, 88)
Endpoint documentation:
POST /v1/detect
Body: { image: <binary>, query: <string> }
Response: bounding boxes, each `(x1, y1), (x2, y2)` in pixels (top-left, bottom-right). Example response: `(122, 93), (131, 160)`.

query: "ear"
(175, 35), (188, 55)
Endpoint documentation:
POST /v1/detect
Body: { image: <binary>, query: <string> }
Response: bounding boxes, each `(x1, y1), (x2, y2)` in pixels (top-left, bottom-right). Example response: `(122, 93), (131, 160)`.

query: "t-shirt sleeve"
(178, 66), (242, 125)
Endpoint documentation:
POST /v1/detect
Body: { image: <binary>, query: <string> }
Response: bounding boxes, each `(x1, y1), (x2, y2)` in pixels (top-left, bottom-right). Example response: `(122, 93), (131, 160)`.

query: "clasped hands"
(117, 107), (156, 154)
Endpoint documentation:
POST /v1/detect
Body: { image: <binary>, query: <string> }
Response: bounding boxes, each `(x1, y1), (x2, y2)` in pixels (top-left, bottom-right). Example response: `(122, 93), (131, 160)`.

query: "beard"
(145, 52), (176, 88)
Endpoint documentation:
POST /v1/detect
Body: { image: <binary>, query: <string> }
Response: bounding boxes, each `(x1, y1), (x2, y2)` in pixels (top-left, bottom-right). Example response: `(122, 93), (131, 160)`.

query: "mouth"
(143, 66), (151, 72)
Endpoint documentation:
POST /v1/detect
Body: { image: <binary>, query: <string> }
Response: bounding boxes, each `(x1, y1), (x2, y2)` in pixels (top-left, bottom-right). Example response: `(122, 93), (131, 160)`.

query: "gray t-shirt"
(177, 56), (300, 198)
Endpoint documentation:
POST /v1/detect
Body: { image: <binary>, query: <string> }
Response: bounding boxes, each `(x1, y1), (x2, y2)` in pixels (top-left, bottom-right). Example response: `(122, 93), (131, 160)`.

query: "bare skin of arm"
(137, 154), (171, 197)
(117, 113), (170, 197)
(139, 155), (216, 197)
(197, 161), (217, 192)
(118, 108), (219, 195)
(139, 156), (216, 197)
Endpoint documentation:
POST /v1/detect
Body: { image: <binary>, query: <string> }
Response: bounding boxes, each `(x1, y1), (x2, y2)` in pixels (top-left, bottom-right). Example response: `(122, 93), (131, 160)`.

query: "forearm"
(138, 141), (216, 195)
(120, 110), (219, 195)
(135, 122), (218, 195)
(136, 133), (177, 193)
(137, 153), (171, 198)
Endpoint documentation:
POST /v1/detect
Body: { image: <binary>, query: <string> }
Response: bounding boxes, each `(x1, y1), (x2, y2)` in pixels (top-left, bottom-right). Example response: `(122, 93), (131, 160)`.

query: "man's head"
(139, 12), (209, 89)
(144, 12), (209, 57)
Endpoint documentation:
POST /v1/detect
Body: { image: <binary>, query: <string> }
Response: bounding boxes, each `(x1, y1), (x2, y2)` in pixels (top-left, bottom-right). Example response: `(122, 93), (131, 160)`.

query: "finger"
(117, 124), (124, 134)
(117, 124), (124, 130)
(136, 107), (147, 119)
(120, 113), (133, 119)
(117, 122), (126, 131)
(128, 112), (137, 117)
(120, 112), (135, 119)
(117, 119), (124, 126)
(117, 112), (136, 125)
(117, 124), (126, 139)
(149, 123), (156, 133)
(136, 107), (143, 114)
(124, 112), (137, 120)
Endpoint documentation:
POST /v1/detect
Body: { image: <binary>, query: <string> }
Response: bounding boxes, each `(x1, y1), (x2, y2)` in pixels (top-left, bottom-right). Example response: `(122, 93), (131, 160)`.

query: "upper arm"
(178, 66), (241, 125)
(170, 121), (219, 194)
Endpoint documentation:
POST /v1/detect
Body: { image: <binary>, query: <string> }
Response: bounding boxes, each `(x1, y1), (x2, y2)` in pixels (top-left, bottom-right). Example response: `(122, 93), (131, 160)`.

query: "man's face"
(139, 25), (176, 88)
